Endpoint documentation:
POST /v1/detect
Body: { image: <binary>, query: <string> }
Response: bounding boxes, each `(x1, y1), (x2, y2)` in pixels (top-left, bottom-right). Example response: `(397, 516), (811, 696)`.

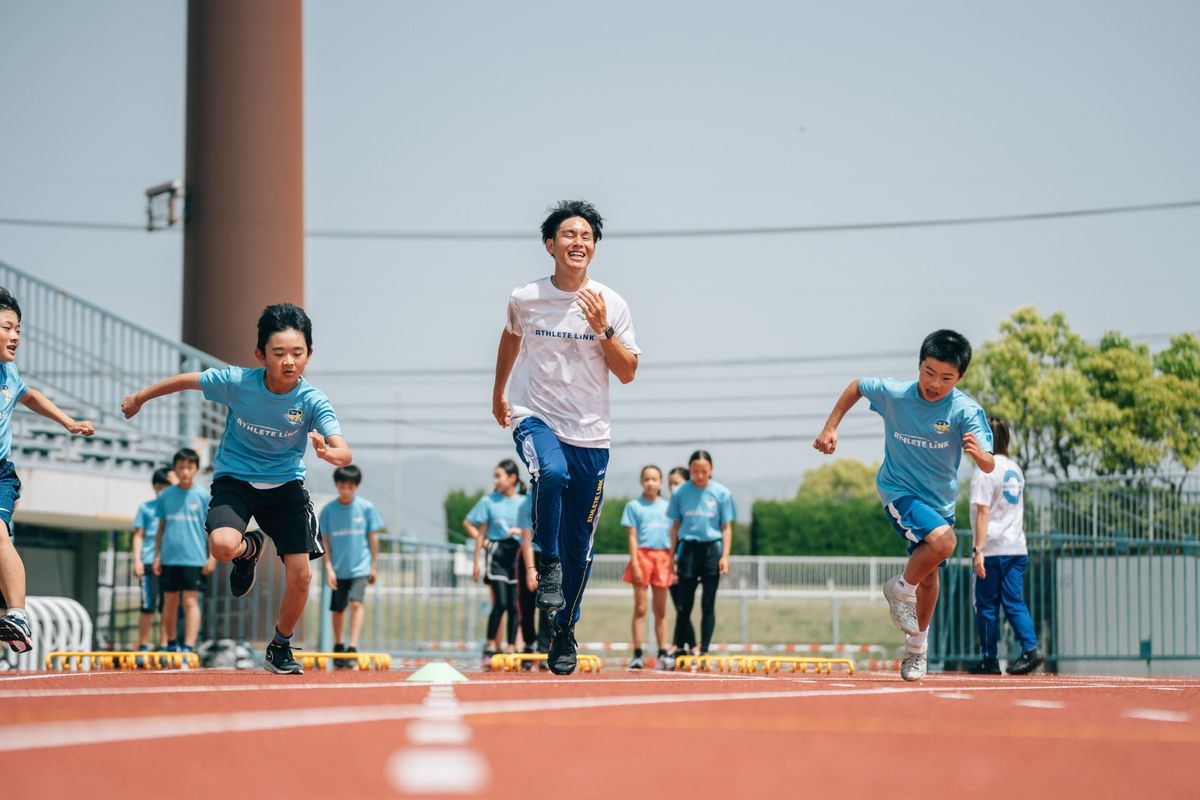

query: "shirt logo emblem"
(932, 419), (950, 435)
(284, 408), (304, 426)
(0, 385), (9, 401)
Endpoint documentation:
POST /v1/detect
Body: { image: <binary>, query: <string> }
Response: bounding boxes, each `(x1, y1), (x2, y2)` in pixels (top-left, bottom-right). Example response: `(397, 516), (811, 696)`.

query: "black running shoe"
(968, 658), (1001, 675)
(340, 645), (357, 670)
(264, 640), (303, 674)
(0, 612), (33, 654)
(547, 620), (577, 675)
(332, 642), (347, 669)
(1007, 647), (1044, 675)
(535, 556), (564, 611)
(229, 529), (264, 598)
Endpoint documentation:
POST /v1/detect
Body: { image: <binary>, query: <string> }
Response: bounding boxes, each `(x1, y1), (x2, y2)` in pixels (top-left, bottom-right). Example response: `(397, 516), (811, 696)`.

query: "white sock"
(896, 576), (918, 597)
(906, 629), (929, 652)
(6, 607), (26, 619)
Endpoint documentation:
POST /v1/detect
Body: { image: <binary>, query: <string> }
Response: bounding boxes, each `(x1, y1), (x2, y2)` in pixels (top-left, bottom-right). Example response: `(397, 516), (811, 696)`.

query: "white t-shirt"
(505, 276), (640, 448)
(969, 454), (1027, 556)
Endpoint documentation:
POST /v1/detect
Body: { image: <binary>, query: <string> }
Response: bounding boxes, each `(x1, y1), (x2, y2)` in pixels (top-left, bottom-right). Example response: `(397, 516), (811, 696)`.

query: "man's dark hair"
(257, 303), (313, 353)
(919, 329), (973, 375)
(172, 448), (200, 468)
(333, 465), (362, 485)
(989, 417), (1011, 457)
(540, 200), (604, 243)
(0, 287), (22, 321)
(151, 467), (173, 487)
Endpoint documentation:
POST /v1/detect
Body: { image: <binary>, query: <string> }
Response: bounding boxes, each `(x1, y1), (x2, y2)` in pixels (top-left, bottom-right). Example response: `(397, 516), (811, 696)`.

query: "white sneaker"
(882, 576), (920, 635)
(901, 641), (928, 682)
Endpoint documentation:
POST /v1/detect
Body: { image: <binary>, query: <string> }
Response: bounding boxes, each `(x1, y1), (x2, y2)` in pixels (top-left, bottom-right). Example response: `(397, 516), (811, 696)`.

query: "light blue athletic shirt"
(620, 496), (671, 549)
(133, 499), (161, 564)
(320, 496), (383, 579)
(0, 362), (30, 461)
(466, 491), (525, 542)
(667, 480), (736, 543)
(516, 494), (539, 553)
(155, 484), (211, 567)
(199, 366), (341, 484)
(859, 377), (993, 518)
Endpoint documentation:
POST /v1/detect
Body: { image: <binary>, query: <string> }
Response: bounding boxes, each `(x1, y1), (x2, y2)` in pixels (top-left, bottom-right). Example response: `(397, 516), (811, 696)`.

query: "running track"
(1, 668), (1197, 799)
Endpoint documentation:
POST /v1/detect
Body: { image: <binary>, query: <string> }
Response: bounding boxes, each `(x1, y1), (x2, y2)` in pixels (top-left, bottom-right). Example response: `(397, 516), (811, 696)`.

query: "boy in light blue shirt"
(131, 467), (174, 652)
(123, 303), (353, 675)
(320, 465), (383, 667)
(154, 449), (214, 652)
(0, 287), (95, 654)
(815, 329), (994, 681)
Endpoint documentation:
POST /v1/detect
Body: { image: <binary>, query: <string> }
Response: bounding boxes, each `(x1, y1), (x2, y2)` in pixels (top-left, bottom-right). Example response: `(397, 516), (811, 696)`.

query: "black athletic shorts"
(160, 565), (206, 593)
(205, 477), (323, 560)
(676, 540), (722, 579)
(330, 576), (369, 612)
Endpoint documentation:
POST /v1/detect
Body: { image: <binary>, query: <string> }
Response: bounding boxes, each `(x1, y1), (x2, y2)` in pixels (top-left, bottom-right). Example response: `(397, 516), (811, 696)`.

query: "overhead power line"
(350, 430), (884, 451)
(2, 198), (1197, 240)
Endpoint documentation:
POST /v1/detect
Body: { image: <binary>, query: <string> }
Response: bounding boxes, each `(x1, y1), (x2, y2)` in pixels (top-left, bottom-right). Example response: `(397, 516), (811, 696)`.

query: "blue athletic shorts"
(884, 496), (955, 556)
(0, 459), (21, 535)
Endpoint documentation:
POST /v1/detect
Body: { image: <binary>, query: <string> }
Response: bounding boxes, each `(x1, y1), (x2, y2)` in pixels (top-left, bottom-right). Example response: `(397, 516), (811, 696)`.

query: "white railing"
(0, 596), (93, 671)
(1, 258), (226, 473)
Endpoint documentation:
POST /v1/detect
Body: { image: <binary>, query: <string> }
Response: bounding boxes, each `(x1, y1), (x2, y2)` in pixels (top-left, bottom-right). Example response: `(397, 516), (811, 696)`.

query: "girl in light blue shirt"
(464, 459), (526, 661)
(668, 451), (736, 656)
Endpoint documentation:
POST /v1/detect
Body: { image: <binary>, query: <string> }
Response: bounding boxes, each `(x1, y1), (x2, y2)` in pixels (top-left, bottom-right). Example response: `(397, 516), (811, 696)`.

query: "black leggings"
(516, 559), (551, 651)
(673, 575), (720, 653)
(486, 579), (518, 646)
(669, 583), (696, 649)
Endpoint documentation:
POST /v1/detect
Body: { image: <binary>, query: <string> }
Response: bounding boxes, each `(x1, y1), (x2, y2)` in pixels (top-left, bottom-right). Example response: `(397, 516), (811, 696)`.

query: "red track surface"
(2, 667), (1197, 799)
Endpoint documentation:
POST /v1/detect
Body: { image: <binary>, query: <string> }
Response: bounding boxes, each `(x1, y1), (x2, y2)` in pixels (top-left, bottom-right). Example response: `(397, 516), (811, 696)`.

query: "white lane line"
(406, 719), (473, 745)
(0, 682), (1156, 753)
(1014, 699), (1065, 709)
(830, 683), (856, 688)
(0, 674), (771, 700)
(0, 680), (429, 699)
(1124, 708), (1192, 723)
(932, 692), (973, 700)
(388, 747), (488, 794)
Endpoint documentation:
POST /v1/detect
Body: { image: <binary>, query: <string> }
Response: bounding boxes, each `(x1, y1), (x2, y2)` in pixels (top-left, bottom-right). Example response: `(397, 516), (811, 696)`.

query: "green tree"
(962, 308), (1200, 480)
(796, 458), (879, 502)
(443, 489), (484, 545)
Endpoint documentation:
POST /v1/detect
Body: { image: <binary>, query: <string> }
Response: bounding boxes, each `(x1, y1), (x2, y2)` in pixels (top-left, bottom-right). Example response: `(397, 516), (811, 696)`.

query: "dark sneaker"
(535, 556), (564, 611)
(628, 653), (644, 670)
(1007, 647), (1044, 675)
(332, 642), (347, 669)
(229, 529), (264, 598)
(968, 658), (1001, 675)
(135, 643), (152, 669)
(481, 649), (496, 670)
(340, 645), (358, 670)
(547, 621), (577, 675)
(264, 640), (303, 674)
(521, 645), (536, 671)
(0, 612), (33, 654)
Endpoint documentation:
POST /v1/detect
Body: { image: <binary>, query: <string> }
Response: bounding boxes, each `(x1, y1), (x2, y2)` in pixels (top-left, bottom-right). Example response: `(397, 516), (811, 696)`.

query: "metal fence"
(1, 258), (226, 471)
(930, 473), (1200, 670)
(95, 536), (906, 658)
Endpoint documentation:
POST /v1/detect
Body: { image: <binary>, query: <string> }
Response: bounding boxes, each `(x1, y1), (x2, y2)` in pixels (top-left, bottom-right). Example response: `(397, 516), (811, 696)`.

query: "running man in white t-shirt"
(492, 200), (641, 675)
(969, 417), (1042, 675)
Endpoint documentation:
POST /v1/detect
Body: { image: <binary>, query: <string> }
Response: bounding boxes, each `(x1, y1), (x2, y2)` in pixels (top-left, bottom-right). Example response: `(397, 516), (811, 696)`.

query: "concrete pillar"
(183, 0), (304, 364)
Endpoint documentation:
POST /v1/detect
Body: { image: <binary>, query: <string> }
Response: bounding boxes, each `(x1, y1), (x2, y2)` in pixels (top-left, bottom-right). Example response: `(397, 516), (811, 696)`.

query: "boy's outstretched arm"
(121, 373), (202, 418)
(963, 433), (995, 473)
(20, 388), (94, 435)
(492, 329), (521, 427)
(309, 432), (352, 467)
(812, 380), (862, 455)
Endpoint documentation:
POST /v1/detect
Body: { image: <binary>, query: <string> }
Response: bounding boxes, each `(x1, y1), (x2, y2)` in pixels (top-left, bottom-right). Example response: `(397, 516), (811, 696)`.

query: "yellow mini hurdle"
(489, 652), (602, 672)
(45, 650), (200, 670)
(298, 651), (393, 670)
(674, 653), (854, 676)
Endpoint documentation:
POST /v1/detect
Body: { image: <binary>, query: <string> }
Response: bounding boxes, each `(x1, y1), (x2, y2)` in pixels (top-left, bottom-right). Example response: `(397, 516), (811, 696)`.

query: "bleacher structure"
(1, 258), (227, 473)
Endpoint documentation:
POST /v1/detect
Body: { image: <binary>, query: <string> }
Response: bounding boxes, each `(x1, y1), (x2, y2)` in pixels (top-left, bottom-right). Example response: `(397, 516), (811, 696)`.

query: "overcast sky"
(2, 1), (1198, 537)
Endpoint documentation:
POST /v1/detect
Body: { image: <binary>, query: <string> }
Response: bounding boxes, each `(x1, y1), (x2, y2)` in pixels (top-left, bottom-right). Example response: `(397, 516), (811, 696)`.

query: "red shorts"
(622, 548), (673, 588)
